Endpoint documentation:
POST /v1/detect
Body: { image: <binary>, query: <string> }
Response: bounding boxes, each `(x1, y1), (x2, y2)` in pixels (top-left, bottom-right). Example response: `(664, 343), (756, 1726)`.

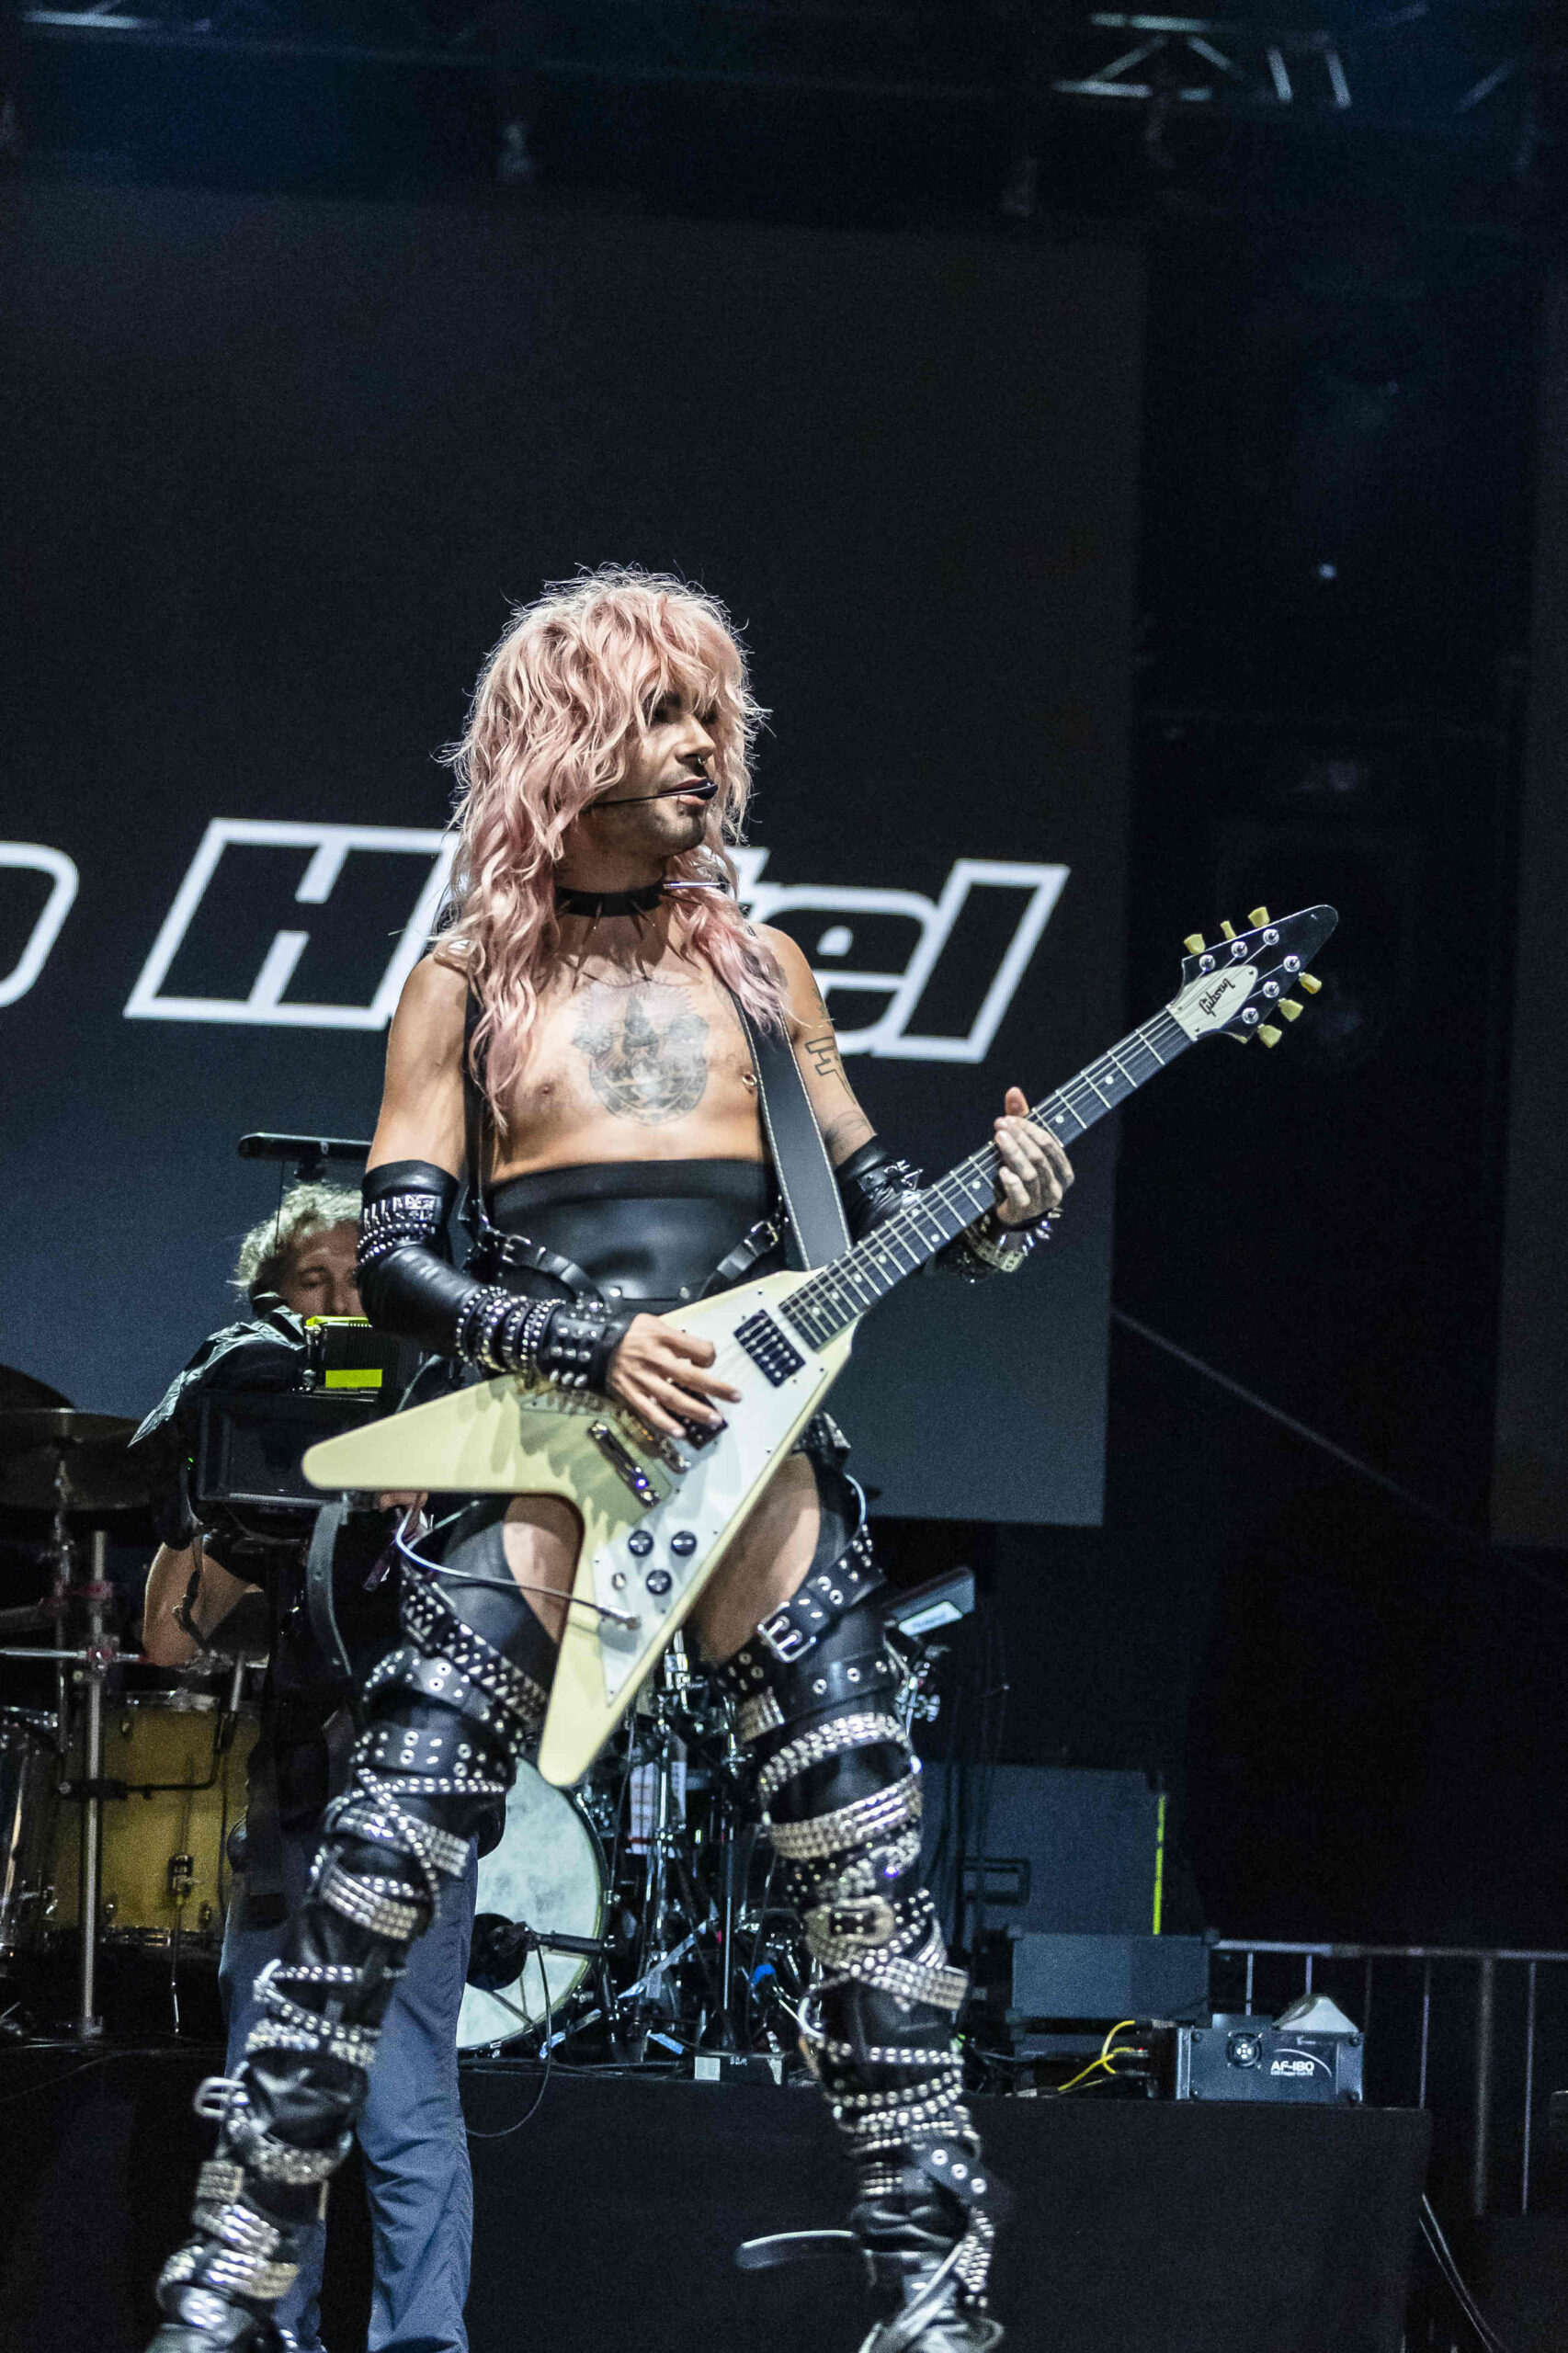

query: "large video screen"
(1, 182), (1140, 1521)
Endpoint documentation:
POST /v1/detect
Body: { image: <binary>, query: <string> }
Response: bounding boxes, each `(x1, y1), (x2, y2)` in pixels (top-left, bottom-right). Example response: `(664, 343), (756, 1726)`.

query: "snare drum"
(0, 1707), (59, 1955)
(457, 1760), (606, 2050)
(51, 1694), (257, 1948)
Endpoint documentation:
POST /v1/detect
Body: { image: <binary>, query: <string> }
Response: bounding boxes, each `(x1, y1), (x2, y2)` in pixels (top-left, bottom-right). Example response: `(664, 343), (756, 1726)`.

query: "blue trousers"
(221, 1828), (478, 2353)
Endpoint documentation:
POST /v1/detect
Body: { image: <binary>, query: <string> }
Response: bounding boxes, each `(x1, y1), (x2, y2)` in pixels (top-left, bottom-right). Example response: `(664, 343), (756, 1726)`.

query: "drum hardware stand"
(69, 1529), (117, 2040)
(620, 1639), (725, 2057)
(699, 1712), (756, 2055)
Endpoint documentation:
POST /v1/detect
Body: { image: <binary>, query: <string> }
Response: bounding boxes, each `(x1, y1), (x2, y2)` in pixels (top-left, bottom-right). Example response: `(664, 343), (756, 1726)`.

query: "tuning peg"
(1183, 932), (1206, 955)
(1257, 1023), (1282, 1048)
(1278, 998), (1302, 1021)
(1248, 905), (1270, 926)
(1219, 920), (1237, 941)
(1298, 972), (1322, 995)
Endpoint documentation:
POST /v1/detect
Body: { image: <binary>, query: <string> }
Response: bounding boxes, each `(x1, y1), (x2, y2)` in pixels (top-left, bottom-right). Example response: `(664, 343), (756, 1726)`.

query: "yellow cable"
(1052, 2019), (1136, 2095)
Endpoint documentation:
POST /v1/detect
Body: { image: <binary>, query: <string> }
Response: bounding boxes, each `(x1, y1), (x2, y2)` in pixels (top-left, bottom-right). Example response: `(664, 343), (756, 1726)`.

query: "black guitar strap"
(730, 996), (850, 1272)
(460, 987), (489, 1263)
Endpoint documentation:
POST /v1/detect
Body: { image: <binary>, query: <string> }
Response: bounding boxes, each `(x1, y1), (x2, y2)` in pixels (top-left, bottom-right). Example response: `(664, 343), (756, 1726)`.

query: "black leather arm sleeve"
(833, 1137), (1041, 1279)
(356, 1160), (470, 1356)
(356, 1160), (631, 1386)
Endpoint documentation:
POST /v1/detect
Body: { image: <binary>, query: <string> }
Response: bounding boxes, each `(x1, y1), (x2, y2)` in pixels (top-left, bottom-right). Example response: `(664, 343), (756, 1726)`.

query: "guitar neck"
(779, 1004), (1194, 1351)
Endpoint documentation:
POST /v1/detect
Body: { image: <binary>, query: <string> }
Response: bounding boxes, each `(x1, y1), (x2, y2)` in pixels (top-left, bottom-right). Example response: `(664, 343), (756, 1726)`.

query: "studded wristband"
(535, 1300), (634, 1392)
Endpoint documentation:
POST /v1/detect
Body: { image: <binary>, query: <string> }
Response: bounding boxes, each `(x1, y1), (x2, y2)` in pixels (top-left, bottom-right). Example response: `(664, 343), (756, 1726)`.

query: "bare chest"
(494, 962), (763, 1167)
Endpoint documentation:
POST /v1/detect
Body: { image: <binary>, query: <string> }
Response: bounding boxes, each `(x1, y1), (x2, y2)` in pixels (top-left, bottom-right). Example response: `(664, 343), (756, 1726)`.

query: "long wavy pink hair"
(437, 567), (788, 1126)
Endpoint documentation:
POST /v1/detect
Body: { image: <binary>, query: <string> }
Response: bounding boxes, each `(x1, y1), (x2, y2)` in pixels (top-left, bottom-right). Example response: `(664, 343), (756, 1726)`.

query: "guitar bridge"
(588, 1422), (659, 1506)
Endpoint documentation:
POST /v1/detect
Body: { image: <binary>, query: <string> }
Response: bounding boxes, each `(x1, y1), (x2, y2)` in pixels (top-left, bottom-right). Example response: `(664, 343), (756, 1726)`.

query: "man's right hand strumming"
(608, 1314), (741, 1438)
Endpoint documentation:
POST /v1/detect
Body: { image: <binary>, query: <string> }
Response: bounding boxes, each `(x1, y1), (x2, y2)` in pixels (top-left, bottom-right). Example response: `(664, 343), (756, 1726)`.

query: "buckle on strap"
(193, 2075), (244, 2123)
(756, 1608), (811, 1663)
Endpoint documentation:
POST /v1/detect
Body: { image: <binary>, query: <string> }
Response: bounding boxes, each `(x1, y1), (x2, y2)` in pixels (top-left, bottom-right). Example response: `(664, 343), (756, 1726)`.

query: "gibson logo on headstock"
(1199, 973), (1244, 1017)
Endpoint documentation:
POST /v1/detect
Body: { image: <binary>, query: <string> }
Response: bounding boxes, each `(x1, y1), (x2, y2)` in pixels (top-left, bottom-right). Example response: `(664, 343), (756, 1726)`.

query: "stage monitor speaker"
(923, 1764), (1170, 1938)
(1006, 1931), (1210, 2024)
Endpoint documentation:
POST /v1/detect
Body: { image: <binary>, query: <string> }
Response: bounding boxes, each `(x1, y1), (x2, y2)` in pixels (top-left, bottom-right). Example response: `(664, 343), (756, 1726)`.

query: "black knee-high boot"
(149, 1543), (554, 2352)
(725, 1536), (1004, 2353)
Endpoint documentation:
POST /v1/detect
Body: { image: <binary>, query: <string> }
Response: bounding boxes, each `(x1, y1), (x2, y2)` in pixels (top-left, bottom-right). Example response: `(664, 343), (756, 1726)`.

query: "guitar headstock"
(1168, 904), (1339, 1046)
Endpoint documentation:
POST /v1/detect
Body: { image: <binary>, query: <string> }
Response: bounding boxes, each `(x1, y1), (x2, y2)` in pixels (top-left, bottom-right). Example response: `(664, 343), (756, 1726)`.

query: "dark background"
(0, 180), (1141, 1522)
(3, 13), (1568, 1982)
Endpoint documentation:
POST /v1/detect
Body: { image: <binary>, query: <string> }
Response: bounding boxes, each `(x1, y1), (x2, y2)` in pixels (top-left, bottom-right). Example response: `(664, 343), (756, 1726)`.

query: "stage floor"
(0, 2045), (1430, 2352)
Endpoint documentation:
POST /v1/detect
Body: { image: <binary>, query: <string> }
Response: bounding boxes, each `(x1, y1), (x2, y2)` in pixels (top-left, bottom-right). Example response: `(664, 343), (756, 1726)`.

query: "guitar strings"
(784, 1007), (1192, 1334)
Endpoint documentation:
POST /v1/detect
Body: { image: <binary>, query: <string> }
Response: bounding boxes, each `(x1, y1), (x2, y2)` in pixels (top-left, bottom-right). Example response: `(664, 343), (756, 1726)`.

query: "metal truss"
(1052, 14), (1357, 115)
(14, 0), (1562, 144)
(1048, 4), (1558, 133)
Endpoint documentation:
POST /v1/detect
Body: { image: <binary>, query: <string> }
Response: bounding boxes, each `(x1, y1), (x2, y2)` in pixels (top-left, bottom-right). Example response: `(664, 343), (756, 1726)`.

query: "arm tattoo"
(802, 1024), (855, 1096)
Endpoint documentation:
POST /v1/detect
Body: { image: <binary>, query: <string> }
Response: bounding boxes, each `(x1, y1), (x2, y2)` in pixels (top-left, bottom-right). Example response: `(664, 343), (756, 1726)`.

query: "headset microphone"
(591, 776), (718, 811)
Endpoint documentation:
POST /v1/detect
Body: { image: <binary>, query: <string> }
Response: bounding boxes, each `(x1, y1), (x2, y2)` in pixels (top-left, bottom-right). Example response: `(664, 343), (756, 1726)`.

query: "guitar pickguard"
(301, 1270), (858, 1786)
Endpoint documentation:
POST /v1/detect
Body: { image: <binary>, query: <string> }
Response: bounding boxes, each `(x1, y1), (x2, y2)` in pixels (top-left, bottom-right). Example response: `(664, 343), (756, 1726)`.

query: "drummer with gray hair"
(142, 1179), (478, 2353)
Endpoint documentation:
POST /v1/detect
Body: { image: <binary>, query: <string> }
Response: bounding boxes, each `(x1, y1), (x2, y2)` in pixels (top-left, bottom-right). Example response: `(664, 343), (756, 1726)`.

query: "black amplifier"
(1162, 2007), (1364, 2106)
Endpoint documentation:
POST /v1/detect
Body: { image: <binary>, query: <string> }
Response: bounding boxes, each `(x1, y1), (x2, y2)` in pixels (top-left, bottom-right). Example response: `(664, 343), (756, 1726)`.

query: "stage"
(0, 2045), (1429, 2353)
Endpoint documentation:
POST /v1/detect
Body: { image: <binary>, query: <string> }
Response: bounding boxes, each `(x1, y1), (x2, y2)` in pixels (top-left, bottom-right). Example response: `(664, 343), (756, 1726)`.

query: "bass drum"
(457, 1759), (606, 2052)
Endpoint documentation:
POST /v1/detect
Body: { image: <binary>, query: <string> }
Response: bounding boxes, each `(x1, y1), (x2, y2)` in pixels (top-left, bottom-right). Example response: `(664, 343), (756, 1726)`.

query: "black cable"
(1112, 1307), (1568, 1607)
(1419, 2196), (1513, 2353)
(0, 2046), (173, 2111)
(465, 1943), (555, 2139)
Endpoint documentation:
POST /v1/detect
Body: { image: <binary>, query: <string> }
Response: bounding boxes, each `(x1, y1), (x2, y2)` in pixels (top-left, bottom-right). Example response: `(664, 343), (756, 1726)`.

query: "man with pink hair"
(149, 569), (1070, 2353)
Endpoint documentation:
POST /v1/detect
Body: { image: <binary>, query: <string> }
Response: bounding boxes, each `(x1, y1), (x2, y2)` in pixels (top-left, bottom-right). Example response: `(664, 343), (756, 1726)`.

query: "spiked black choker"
(554, 880), (666, 920)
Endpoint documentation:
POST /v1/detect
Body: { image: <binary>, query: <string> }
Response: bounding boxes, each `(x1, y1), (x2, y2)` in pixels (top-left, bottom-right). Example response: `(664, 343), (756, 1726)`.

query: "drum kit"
(0, 1367), (261, 2042)
(0, 1353), (964, 2067)
(460, 1627), (812, 2064)
(459, 1580), (958, 2065)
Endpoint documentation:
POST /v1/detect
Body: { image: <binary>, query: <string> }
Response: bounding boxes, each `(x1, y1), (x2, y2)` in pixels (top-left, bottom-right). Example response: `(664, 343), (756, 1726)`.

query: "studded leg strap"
(729, 1537), (1004, 2347)
(149, 1561), (551, 2352)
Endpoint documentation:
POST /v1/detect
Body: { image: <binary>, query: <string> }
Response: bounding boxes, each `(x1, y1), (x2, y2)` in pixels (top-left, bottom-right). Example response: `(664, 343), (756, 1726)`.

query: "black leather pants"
(148, 1547), (554, 2353)
(149, 1472), (1000, 2353)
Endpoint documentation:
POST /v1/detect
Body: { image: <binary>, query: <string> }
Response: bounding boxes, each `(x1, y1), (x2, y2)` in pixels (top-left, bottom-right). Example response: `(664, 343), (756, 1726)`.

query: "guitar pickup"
(588, 1422), (659, 1506)
(676, 1413), (726, 1451)
(735, 1310), (803, 1388)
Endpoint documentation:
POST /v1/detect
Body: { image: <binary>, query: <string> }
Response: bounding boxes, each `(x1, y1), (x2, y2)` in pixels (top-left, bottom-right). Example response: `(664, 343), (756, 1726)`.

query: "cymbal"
(0, 1601), (56, 1635)
(0, 1411), (138, 1453)
(0, 1411), (149, 1518)
(0, 1366), (73, 1413)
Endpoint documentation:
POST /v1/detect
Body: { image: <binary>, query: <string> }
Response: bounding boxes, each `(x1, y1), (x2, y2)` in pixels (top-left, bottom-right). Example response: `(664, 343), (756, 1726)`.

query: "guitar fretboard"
(780, 1006), (1192, 1351)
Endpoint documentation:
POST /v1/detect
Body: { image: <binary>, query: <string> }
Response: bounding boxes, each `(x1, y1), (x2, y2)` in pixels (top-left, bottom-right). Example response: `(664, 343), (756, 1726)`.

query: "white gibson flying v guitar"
(304, 901), (1337, 1786)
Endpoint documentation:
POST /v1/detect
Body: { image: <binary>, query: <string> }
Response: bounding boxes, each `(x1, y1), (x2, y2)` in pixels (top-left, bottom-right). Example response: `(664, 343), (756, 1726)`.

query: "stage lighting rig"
(1051, 11), (1357, 116)
(15, 0), (1565, 211)
(1045, 0), (1561, 140)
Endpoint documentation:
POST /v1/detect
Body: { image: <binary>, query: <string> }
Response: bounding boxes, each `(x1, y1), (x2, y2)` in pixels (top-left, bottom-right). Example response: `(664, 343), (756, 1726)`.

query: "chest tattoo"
(572, 981), (711, 1126)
